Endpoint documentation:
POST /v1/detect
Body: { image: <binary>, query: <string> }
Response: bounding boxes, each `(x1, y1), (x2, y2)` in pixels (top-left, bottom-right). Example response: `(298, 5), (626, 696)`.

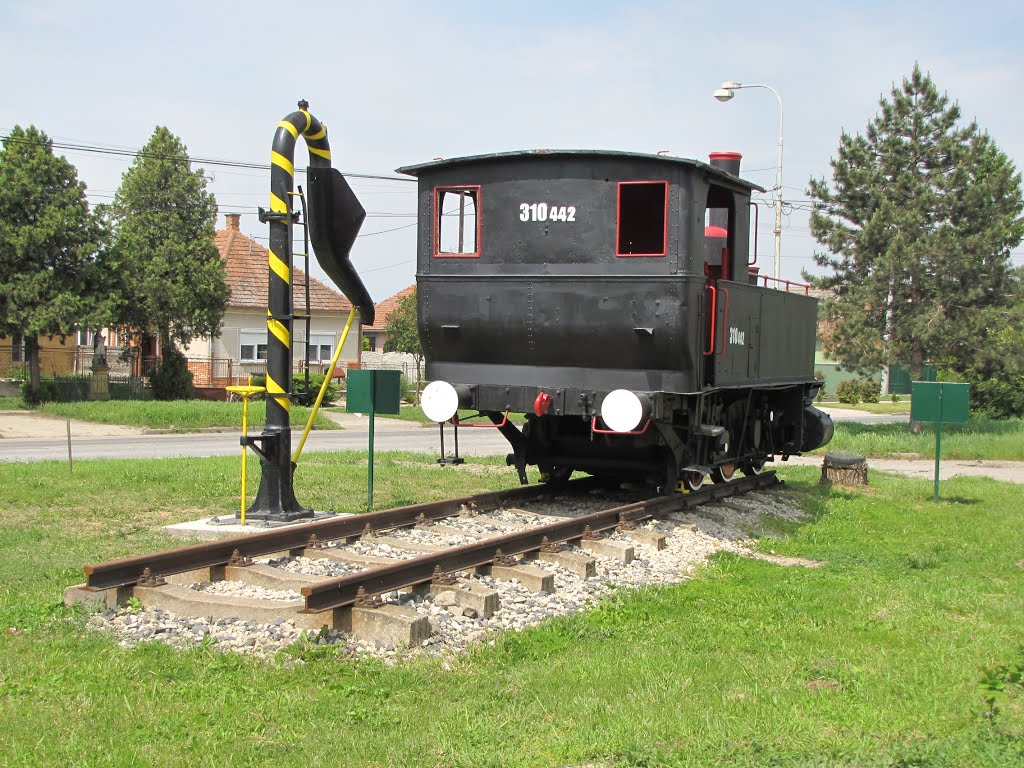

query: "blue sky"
(3, 0), (1023, 302)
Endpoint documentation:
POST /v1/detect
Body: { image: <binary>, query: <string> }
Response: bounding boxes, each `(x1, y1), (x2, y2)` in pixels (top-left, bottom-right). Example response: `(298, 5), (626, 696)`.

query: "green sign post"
(347, 370), (401, 509)
(910, 381), (970, 502)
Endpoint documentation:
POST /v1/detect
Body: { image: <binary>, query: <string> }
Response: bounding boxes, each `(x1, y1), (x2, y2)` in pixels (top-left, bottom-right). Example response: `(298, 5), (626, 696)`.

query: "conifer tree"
(110, 127), (228, 361)
(0, 126), (107, 392)
(807, 65), (1024, 383)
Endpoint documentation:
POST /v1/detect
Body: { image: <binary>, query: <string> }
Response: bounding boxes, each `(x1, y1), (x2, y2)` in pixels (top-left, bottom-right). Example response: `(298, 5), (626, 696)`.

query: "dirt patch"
(0, 411), (142, 439)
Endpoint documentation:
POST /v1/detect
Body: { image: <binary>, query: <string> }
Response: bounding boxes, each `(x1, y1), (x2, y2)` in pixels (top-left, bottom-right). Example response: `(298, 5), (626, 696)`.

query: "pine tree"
(0, 126), (108, 392)
(110, 126), (228, 361)
(807, 65), (1024, 383)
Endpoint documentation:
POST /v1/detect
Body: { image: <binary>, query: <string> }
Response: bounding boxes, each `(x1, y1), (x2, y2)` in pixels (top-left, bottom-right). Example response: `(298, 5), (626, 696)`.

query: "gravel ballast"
(85, 489), (807, 662)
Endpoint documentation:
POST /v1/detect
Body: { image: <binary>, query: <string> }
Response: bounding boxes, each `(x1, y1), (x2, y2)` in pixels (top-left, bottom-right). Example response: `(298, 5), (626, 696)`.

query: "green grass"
(815, 417), (1024, 461)
(0, 396), (27, 410)
(31, 399), (339, 432)
(820, 400), (912, 414)
(1, 454), (1024, 766)
(333, 404), (516, 427)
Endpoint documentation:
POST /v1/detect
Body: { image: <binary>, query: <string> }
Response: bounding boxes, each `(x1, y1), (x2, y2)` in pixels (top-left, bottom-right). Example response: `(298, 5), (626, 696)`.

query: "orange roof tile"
(364, 285), (416, 330)
(214, 224), (352, 313)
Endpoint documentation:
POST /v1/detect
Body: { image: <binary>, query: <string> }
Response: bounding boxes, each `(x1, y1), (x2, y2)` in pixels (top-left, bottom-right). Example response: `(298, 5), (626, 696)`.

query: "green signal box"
(911, 381), (970, 424)
(345, 369), (401, 510)
(347, 370), (401, 415)
(910, 381), (970, 502)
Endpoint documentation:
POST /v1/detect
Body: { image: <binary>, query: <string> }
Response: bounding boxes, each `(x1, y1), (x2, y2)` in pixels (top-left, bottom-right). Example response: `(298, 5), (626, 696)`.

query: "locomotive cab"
(399, 150), (831, 492)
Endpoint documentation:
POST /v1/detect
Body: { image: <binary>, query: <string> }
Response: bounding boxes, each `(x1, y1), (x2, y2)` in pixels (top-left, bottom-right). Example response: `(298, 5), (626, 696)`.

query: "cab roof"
(396, 149), (764, 193)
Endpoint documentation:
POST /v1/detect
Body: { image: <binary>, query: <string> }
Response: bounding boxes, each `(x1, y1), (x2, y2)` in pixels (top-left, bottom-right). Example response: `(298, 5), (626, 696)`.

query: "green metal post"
(933, 386), (943, 503)
(368, 371), (375, 510)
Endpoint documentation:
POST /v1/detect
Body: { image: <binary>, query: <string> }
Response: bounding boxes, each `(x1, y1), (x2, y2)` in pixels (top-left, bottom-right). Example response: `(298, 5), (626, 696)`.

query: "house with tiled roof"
(180, 213), (362, 387)
(362, 285), (415, 352)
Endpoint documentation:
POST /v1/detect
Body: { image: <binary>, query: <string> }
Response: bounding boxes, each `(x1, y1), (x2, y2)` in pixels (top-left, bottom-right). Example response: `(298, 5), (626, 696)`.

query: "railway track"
(68, 472), (783, 651)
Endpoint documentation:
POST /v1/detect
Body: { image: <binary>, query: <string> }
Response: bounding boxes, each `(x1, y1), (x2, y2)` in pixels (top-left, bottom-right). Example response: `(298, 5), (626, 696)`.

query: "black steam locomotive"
(398, 149), (833, 492)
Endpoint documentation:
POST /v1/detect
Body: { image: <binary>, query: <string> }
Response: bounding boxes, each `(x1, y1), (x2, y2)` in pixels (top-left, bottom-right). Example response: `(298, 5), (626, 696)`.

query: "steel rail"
(83, 479), (601, 591)
(301, 472), (779, 613)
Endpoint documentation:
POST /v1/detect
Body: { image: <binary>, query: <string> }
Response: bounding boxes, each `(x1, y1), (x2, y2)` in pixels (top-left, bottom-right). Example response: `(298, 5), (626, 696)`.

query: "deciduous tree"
(383, 289), (422, 399)
(0, 125), (108, 392)
(110, 126), (228, 362)
(807, 65), (1024, 385)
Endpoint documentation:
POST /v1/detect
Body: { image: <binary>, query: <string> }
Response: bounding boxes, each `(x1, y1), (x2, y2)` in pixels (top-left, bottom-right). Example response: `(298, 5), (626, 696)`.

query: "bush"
(970, 376), (1024, 419)
(292, 372), (339, 407)
(859, 379), (881, 403)
(246, 373), (340, 406)
(21, 378), (58, 406)
(149, 349), (194, 400)
(835, 379), (861, 405)
(400, 374), (417, 404)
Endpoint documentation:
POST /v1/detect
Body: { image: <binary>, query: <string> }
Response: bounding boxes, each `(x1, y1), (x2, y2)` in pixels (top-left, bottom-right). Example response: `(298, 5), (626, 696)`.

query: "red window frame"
(433, 185), (482, 259)
(615, 180), (669, 258)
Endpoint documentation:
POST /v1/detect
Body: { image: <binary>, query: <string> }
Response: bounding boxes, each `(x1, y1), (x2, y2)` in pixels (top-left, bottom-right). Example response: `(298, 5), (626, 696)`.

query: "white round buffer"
(421, 380), (460, 423)
(600, 389), (646, 433)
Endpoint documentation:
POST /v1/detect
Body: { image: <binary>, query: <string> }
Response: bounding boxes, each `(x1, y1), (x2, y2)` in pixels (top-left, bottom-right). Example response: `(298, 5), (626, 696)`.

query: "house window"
(239, 330), (267, 361)
(308, 333), (335, 362)
(434, 186), (480, 257)
(76, 328), (94, 347)
(10, 334), (23, 363)
(616, 181), (668, 257)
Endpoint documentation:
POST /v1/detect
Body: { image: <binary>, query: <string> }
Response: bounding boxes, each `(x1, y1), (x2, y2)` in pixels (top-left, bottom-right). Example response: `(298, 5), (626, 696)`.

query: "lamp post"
(714, 81), (784, 281)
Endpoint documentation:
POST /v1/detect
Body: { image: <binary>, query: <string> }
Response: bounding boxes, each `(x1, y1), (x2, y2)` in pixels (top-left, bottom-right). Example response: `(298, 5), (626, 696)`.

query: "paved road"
(0, 406), (905, 464)
(0, 424), (510, 463)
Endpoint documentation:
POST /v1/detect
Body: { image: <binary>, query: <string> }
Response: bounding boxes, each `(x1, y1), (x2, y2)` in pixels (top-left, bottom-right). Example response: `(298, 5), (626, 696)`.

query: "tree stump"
(820, 452), (868, 486)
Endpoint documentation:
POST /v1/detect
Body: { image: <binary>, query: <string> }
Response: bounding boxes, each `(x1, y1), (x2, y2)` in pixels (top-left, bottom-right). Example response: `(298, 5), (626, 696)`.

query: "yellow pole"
(293, 306), (357, 463)
(240, 395), (249, 525)
(225, 386), (266, 526)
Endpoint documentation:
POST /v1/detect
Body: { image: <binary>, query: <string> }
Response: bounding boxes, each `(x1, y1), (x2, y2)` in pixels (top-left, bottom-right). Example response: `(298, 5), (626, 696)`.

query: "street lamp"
(714, 80), (784, 281)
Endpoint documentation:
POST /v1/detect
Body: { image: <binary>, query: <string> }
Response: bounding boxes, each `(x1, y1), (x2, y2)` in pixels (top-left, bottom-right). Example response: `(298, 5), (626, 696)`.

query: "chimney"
(225, 213), (240, 231)
(708, 151), (742, 176)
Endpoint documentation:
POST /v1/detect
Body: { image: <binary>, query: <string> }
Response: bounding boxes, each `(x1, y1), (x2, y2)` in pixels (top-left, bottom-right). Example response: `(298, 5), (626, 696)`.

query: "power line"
(0, 133), (416, 184)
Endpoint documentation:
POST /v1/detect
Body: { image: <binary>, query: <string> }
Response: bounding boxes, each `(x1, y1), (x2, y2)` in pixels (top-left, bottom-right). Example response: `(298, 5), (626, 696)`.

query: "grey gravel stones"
(85, 490), (804, 662)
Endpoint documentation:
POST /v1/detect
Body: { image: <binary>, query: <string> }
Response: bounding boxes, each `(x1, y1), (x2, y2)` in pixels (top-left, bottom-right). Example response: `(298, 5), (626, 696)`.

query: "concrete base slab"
(161, 511), (350, 541)
(63, 583), (132, 609)
(222, 563), (321, 591)
(345, 604), (430, 647)
(303, 547), (394, 568)
(428, 582), (499, 618)
(534, 550), (597, 578)
(624, 529), (667, 550)
(370, 535), (445, 554)
(581, 538), (635, 564)
(133, 583), (329, 630)
(486, 563), (554, 593)
(165, 567), (216, 586)
(426, 523), (488, 539)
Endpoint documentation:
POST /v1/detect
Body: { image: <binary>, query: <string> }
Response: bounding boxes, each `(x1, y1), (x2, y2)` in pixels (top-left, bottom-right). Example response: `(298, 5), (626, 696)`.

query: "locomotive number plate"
(519, 203), (576, 223)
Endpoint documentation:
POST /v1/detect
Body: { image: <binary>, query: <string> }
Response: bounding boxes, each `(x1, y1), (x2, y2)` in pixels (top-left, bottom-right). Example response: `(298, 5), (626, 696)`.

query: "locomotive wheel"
(741, 458), (766, 476)
(540, 465), (573, 485)
(682, 471), (705, 492)
(711, 463), (737, 483)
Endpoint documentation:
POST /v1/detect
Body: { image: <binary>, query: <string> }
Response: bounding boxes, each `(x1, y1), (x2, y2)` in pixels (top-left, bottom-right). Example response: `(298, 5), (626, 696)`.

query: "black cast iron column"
(246, 101), (332, 521)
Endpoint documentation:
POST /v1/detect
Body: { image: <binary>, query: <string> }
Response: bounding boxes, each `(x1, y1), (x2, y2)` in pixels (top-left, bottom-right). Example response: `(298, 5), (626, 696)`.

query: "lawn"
(30, 399), (340, 432)
(820, 399), (913, 415)
(816, 417), (1024, 461)
(1, 453), (1023, 766)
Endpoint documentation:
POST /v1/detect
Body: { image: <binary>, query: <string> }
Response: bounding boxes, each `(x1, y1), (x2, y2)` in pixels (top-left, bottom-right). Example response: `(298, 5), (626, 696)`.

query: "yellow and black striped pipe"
(265, 101), (331, 428)
(247, 101), (333, 520)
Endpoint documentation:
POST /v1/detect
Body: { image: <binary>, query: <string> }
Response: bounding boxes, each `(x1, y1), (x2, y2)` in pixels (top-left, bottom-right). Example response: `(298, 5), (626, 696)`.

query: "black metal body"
(399, 149), (832, 489)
